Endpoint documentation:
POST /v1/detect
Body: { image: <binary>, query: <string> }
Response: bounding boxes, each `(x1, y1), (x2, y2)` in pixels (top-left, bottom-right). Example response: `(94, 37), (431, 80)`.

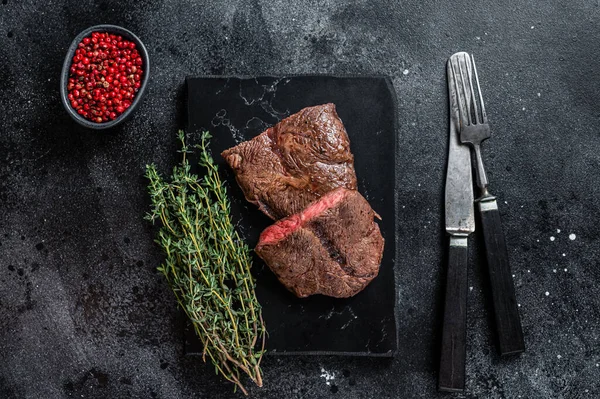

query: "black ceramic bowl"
(60, 25), (150, 129)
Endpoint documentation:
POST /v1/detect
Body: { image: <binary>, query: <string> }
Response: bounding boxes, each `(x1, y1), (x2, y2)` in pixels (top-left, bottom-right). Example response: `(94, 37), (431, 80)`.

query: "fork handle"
(478, 197), (525, 356)
(439, 236), (469, 392)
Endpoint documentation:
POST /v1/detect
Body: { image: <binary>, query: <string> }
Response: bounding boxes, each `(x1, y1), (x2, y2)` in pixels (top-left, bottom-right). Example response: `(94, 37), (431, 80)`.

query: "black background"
(1, 1), (599, 398)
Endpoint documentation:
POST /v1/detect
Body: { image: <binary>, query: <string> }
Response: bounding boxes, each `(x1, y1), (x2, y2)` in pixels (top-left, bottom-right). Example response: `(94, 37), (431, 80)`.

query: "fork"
(451, 53), (525, 356)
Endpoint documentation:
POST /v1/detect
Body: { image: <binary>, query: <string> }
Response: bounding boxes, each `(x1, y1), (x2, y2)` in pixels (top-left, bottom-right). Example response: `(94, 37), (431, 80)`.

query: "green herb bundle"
(145, 130), (266, 395)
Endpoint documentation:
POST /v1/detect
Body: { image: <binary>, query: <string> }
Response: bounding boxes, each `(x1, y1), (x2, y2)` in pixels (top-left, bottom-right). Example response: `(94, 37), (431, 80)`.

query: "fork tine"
(457, 56), (472, 126)
(464, 53), (481, 124)
(471, 55), (487, 123)
(450, 59), (465, 128)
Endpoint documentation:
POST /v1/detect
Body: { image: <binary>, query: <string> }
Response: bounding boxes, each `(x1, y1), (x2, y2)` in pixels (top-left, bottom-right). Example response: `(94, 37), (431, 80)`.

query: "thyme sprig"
(145, 130), (266, 395)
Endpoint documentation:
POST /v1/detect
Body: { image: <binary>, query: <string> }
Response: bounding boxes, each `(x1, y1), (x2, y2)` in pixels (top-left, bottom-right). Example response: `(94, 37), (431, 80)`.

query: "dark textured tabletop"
(1, 1), (599, 398)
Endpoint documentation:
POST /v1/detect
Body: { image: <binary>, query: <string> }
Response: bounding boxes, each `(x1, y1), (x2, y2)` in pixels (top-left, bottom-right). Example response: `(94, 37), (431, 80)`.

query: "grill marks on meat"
(309, 220), (348, 268)
(255, 188), (384, 298)
(221, 104), (357, 219)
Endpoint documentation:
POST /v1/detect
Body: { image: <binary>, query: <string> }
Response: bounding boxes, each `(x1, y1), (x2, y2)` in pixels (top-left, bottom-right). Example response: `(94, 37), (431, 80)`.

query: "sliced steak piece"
(255, 188), (384, 298)
(221, 103), (357, 220)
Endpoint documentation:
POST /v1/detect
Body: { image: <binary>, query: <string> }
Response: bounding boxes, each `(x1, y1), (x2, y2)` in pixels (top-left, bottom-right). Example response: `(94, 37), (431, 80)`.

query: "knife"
(438, 52), (475, 393)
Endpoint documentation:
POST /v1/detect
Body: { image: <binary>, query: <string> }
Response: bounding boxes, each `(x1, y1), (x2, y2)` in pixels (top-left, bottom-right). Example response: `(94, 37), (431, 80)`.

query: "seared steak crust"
(221, 104), (357, 219)
(255, 188), (384, 298)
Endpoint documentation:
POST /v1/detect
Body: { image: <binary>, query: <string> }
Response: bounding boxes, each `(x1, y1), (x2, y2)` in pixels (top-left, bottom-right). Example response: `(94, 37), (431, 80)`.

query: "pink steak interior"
(258, 188), (347, 245)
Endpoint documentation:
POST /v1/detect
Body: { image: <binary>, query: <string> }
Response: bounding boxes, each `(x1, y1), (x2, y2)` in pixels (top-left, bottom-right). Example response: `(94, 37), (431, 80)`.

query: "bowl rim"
(60, 24), (150, 130)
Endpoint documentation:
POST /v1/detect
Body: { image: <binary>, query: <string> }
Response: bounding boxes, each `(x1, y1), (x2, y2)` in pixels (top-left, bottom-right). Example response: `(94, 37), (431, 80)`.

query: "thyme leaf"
(145, 130), (266, 395)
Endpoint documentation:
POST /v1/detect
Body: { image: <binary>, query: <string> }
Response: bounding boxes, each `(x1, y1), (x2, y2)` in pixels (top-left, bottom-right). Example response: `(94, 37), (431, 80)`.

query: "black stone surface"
(186, 76), (397, 356)
(1, 1), (599, 398)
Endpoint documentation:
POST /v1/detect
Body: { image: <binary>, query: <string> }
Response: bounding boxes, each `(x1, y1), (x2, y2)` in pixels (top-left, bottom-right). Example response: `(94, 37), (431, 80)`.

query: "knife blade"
(438, 52), (475, 393)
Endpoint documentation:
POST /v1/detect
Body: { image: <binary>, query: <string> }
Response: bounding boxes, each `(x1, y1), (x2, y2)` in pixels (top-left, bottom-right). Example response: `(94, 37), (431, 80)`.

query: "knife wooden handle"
(439, 236), (469, 392)
(479, 198), (525, 356)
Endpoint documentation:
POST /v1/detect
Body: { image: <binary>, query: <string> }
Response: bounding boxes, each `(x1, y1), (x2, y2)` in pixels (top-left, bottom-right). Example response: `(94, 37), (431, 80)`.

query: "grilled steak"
(221, 104), (357, 219)
(255, 188), (384, 298)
